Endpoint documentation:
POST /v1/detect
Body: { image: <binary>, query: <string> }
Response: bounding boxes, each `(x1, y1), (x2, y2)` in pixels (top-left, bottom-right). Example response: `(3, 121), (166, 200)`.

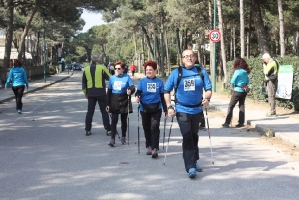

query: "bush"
(225, 56), (299, 111)
(49, 65), (56, 75)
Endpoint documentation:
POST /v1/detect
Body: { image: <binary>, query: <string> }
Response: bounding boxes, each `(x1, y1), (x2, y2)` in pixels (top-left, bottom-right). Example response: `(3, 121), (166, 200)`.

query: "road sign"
(209, 30), (221, 43)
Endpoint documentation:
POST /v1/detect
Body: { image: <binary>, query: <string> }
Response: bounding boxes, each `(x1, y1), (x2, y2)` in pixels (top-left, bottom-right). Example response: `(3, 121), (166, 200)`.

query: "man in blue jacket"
(164, 49), (212, 178)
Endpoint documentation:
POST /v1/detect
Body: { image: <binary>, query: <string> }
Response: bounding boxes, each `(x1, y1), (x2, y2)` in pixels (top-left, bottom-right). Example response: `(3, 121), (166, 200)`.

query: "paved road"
(0, 72), (298, 200)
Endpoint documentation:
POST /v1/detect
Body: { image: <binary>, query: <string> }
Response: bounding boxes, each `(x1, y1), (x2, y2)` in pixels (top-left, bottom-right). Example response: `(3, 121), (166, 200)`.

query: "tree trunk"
(209, 1), (214, 77)
(277, 0), (285, 57)
(176, 28), (181, 66)
(247, 4), (252, 59)
(240, 0), (245, 58)
(18, 1), (39, 61)
(251, 0), (269, 54)
(141, 32), (145, 73)
(217, 0), (227, 83)
(233, 27), (236, 59)
(164, 28), (171, 75)
(133, 32), (137, 61)
(2, 0), (14, 82)
(230, 29), (233, 61)
(141, 26), (154, 60)
(160, 12), (165, 77)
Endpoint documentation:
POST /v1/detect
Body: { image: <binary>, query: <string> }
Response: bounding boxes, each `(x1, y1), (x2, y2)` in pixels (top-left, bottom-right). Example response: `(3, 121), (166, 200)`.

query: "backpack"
(174, 65), (204, 108)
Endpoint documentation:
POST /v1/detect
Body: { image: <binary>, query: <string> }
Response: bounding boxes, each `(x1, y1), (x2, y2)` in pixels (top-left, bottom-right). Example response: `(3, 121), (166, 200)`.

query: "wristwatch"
(167, 105), (174, 110)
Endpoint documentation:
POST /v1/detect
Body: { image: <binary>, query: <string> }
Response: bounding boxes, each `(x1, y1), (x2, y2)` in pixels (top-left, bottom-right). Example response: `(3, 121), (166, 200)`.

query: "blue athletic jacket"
(231, 69), (250, 92)
(107, 73), (135, 113)
(5, 66), (29, 88)
(135, 76), (167, 112)
(164, 66), (212, 114)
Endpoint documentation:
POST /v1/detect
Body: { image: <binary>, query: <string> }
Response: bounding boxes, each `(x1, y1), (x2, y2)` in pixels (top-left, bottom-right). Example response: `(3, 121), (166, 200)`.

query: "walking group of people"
(81, 50), (278, 178)
(2, 50), (278, 179)
(82, 50), (212, 178)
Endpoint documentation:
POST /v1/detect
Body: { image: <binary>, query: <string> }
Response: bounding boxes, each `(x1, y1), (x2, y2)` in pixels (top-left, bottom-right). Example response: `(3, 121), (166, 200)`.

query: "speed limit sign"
(209, 30), (221, 43)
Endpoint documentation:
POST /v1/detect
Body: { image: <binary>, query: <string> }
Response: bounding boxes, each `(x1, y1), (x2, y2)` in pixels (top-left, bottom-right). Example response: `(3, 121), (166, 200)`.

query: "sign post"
(209, 29), (221, 92)
(209, 30), (221, 43)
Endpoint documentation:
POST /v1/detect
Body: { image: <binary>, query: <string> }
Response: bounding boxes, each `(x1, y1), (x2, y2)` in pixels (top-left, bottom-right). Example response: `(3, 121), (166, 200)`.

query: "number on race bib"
(113, 81), (122, 90)
(184, 79), (195, 91)
(147, 83), (156, 92)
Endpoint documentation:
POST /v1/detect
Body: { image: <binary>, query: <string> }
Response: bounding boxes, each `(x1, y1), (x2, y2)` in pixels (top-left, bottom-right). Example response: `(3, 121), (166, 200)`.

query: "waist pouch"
(142, 102), (160, 113)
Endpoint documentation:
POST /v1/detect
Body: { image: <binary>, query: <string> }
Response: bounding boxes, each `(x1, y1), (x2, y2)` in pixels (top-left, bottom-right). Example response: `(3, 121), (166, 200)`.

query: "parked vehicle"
(65, 64), (72, 70)
(74, 63), (82, 71)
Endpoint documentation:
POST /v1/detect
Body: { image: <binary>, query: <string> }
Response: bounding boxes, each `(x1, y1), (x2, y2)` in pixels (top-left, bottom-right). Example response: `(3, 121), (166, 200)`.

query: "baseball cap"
(262, 53), (271, 59)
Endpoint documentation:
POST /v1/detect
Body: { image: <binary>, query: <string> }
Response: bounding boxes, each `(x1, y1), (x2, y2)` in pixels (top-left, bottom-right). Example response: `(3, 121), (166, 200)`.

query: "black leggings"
(12, 86), (25, 110)
(141, 109), (162, 150)
(111, 113), (128, 138)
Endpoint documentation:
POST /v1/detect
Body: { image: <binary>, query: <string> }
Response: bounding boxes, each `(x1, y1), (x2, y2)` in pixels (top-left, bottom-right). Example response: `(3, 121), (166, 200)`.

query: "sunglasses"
(115, 68), (122, 70)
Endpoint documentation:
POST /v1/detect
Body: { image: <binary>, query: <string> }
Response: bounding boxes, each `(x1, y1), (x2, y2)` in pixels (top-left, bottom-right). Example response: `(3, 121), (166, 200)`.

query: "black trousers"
(141, 109), (162, 150)
(176, 112), (203, 172)
(225, 91), (247, 124)
(12, 86), (25, 110)
(85, 96), (111, 132)
(111, 113), (128, 138)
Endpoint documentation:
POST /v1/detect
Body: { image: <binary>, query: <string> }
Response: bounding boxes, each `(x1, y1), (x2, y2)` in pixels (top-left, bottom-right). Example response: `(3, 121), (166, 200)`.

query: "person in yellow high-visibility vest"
(262, 53), (279, 117)
(82, 54), (111, 136)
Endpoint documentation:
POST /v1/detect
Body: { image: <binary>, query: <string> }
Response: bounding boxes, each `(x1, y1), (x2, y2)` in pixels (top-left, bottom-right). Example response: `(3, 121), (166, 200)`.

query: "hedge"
(225, 56), (299, 111)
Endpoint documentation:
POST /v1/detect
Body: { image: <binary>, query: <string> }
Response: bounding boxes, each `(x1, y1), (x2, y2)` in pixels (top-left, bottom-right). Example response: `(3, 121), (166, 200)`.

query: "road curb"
(209, 103), (299, 148)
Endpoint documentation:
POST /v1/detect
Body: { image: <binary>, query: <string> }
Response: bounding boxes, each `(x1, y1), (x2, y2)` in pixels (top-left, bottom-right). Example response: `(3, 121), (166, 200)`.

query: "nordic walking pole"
(205, 106), (215, 165)
(163, 117), (174, 165)
(127, 95), (130, 146)
(163, 118), (166, 149)
(137, 102), (140, 154)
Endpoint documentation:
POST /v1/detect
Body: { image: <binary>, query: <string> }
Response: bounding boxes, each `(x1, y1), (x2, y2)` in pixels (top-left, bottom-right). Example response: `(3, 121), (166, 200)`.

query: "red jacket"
(130, 65), (136, 71)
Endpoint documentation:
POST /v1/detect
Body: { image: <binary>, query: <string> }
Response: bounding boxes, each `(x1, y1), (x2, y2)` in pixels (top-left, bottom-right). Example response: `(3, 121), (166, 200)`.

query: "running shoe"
(85, 131), (92, 136)
(106, 130), (111, 136)
(152, 148), (158, 158)
(188, 168), (197, 178)
(146, 147), (152, 155)
(121, 137), (126, 144)
(196, 163), (203, 172)
(108, 138), (116, 147)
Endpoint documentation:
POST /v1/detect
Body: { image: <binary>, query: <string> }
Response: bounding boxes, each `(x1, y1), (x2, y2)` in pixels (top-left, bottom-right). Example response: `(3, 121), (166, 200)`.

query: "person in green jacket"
(262, 53), (279, 117)
(82, 54), (112, 136)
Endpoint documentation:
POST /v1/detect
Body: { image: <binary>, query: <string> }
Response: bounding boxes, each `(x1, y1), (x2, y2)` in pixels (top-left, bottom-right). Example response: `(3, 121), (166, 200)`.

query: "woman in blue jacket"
(5, 59), (29, 114)
(135, 61), (167, 158)
(106, 61), (135, 147)
(222, 58), (250, 128)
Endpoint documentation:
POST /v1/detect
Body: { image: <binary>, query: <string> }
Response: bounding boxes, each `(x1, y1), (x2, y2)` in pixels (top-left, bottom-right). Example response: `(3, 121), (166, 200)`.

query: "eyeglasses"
(115, 68), (122, 70)
(182, 54), (195, 59)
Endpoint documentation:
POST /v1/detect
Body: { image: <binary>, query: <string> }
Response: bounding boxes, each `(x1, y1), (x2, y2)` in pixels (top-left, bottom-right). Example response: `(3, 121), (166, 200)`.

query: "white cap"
(262, 53), (271, 59)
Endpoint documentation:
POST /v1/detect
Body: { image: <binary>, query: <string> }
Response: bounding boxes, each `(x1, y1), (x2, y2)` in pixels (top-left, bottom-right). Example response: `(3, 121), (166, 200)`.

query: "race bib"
(147, 83), (156, 92)
(113, 81), (122, 90)
(184, 79), (195, 91)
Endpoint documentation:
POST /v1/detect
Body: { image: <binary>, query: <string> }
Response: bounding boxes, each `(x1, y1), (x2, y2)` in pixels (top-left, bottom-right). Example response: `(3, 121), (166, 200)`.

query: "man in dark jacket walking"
(82, 54), (112, 136)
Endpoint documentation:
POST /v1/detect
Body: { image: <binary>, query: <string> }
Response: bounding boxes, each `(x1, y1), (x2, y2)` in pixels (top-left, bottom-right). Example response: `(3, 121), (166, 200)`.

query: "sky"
(81, 9), (106, 32)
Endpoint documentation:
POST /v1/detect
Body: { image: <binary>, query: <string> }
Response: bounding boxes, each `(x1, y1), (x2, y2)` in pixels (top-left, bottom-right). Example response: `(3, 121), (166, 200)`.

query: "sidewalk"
(1, 71), (298, 149)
